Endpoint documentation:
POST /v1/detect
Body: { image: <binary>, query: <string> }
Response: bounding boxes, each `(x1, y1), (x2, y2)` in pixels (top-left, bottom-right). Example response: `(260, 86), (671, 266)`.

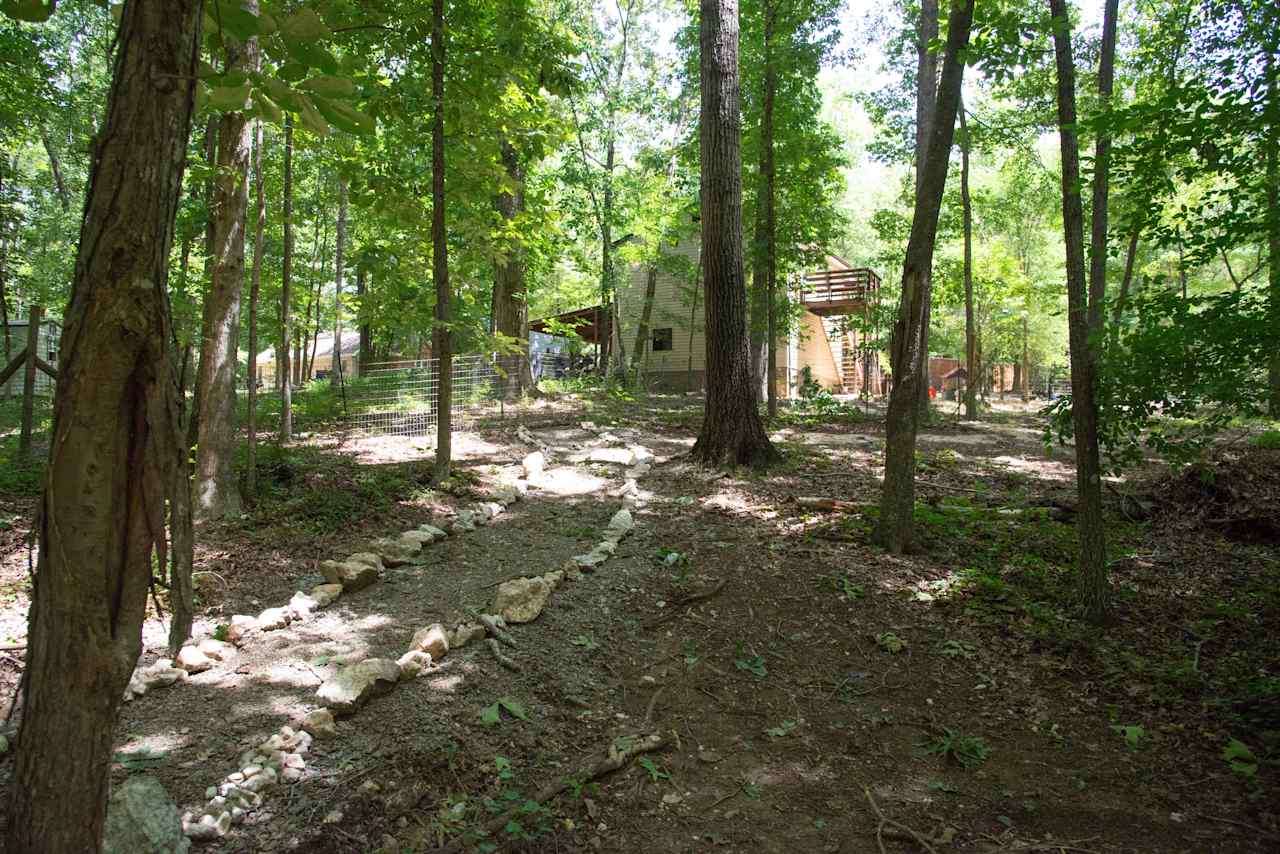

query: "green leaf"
(279, 7), (330, 41)
(479, 703), (501, 726)
(277, 62), (309, 83)
(498, 697), (528, 720)
(298, 74), (356, 98)
(251, 90), (284, 126)
(311, 95), (375, 135)
(292, 93), (329, 136)
(210, 0), (260, 42)
(765, 719), (797, 738)
(0, 0), (56, 22)
(1111, 724), (1145, 751)
(256, 9), (278, 35)
(283, 38), (338, 75)
(206, 81), (252, 112)
(734, 655), (768, 677)
(1222, 739), (1257, 777)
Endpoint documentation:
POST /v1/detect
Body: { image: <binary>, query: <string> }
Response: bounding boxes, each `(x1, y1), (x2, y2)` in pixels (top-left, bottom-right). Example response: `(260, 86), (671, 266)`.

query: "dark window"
(652, 327), (673, 352)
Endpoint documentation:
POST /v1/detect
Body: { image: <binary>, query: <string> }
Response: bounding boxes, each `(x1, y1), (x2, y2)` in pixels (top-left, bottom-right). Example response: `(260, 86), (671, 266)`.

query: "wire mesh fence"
(344, 354), (524, 439)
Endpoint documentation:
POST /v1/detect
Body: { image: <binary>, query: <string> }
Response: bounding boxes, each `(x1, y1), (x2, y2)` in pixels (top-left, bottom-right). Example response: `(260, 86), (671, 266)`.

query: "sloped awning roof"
(944, 366), (968, 379)
(256, 330), (361, 364)
(529, 305), (610, 344)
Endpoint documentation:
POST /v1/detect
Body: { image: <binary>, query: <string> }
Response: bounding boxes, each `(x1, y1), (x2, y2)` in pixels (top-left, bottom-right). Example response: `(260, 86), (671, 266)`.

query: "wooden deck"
(799, 267), (881, 314)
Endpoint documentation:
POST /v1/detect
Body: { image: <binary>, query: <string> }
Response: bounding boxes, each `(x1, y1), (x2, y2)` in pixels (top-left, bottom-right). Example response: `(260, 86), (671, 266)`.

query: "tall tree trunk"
(754, 0), (778, 417)
(332, 178), (347, 385)
(1265, 47), (1280, 416)
(167, 341), (195, 656)
(959, 98), (977, 420)
(691, 0), (778, 468)
(5, 2), (202, 849)
(493, 140), (533, 396)
(432, 0), (452, 480)
(247, 117), (264, 499)
(1049, 0), (1114, 625)
(915, 0), (940, 421)
(193, 6), (256, 522)
(874, 0), (974, 555)
(1021, 312), (1030, 400)
(279, 116), (294, 441)
(356, 265), (371, 374)
(0, 165), (10, 367)
(599, 140), (616, 375)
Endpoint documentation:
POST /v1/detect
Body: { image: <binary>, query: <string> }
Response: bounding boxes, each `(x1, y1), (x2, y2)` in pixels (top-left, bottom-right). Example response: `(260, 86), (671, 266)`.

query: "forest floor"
(0, 389), (1277, 853)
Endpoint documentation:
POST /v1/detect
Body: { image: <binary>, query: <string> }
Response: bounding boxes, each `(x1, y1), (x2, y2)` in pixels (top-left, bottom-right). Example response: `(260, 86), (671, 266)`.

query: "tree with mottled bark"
(332, 177), (348, 386)
(1047, 0), (1117, 624)
(432, 0), (453, 480)
(691, 0), (778, 469)
(873, 0), (974, 555)
(915, 0), (939, 421)
(279, 115), (295, 442)
(493, 140), (534, 397)
(959, 98), (977, 420)
(247, 116), (265, 498)
(193, 2), (257, 522)
(4, 1), (203, 849)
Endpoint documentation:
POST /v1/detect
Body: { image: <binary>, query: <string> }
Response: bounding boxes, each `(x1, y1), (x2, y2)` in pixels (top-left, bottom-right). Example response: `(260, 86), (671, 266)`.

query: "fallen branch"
(478, 613), (516, 647)
(642, 579), (727, 630)
(428, 731), (669, 854)
(486, 638), (521, 672)
(864, 787), (938, 854)
(796, 496), (859, 512)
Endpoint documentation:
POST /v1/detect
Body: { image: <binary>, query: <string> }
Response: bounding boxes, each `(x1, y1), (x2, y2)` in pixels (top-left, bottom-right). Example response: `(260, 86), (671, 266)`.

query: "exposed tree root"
(864, 787), (938, 854)
(478, 613), (516, 647)
(485, 638), (521, 672)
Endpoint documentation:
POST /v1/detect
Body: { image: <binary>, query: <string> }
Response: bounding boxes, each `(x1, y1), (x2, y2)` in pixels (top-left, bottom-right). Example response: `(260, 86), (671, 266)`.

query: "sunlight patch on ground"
(991, 455), (1075, 481)
(533, 466), (609, 496)
(115, 730), (194, 757)
(753, 758), (836, 787)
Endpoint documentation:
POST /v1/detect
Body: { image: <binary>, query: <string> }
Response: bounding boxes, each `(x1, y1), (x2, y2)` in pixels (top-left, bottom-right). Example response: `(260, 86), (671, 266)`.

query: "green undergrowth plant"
(922, 728), (991, 768)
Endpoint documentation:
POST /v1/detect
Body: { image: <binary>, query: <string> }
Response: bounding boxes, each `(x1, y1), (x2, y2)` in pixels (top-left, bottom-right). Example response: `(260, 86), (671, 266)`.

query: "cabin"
(532, 238), (885, 399)
(253, 330), (361, 388)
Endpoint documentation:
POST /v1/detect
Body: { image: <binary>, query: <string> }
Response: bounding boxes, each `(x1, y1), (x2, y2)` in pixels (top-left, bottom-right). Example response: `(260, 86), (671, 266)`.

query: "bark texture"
(691, 0), (778, 469)
(432, 0), (452, 479)
(193, 7), (257, 521)
(915, 0), (940, 420)
(959, 99), (977, 420)
(332, 178), (348, 385)
(5, 1), (202, 849)
(753, 0), (778, 417)
(493, 140), (534, 396)
(279, 117), (294, 441)
(873, 0), (974, 554)
(247, 117), (264, 498)
(1048, 0), (1112, 624)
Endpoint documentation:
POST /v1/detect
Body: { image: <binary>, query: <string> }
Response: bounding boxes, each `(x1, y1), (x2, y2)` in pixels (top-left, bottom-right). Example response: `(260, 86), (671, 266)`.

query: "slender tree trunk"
(599, 141), (616, 375)
(874, 0), (974, 554)
(1112, 227), (1139, 323)
(959, 98), (977, 420)
(432, 0), (452, 479)
(193, 7), (256, 522)
(1021, 312), (1030, 400)
(39, 124), (71, 211)
(687, 255), (702, 391)
(916, 0), (940, 421)
(692, 0), (778, 468)
(247, 117), (264, 499)
(279, 116), (294, 441)
(356, 265), (371, 373)
(1264, 47), (1280, 416)
(167, 341), (194, 655)
(1049, 0), (1114, 625)
(631, 266), (658, 377)
(332, 178), (347, 385)
(758, 0), (779, 417)
(5, 2), (202, 849)
(493, 140), (533, 396)
(0, 166), (10, 367)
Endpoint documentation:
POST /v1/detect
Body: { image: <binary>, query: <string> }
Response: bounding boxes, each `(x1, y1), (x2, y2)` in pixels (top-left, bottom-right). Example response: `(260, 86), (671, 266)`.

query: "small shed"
(1, 316), (61, 397)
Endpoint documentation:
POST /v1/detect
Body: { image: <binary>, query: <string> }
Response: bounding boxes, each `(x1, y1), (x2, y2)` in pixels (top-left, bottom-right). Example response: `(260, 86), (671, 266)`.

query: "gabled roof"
(257, 330), (361, 363)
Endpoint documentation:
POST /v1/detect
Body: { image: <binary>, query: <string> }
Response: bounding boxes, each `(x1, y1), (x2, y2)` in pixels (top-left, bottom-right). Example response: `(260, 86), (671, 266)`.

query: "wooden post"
(19, 305), (42, 457)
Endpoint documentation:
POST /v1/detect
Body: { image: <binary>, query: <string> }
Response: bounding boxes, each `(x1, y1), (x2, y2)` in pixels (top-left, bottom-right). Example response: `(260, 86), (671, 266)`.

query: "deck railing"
(799, 268), (882, 308)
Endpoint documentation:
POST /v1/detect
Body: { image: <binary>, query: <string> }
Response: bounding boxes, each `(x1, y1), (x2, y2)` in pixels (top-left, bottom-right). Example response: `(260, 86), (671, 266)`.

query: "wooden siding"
(615, 239), (705, 383)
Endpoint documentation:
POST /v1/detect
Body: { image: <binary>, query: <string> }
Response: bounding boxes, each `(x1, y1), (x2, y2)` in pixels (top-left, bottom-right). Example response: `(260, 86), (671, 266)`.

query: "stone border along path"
(178, 422), (652, 843)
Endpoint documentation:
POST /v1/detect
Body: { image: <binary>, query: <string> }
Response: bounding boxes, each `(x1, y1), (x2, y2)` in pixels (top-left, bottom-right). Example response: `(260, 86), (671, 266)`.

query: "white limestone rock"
(288, 591), (320, 622)
(104, 775), (191, 854)
(492, 576), (552, 624)
(225, 614), (258, 645)
(319, 558), (378, 593)
(196, 638), (235, 662)
(607, 508), (634, 536)
(411, 623), (450, 660)
(175, 645), (214, 674)
(310, 583), (343, 607)
(447, 622), (486, 649)
(316, 658), (400, 716)
(257, 606), (291, 631)
(419, 523), (449, 539)
(302, 708), (338, 739)
(521, 451), (545, 481)
(589, 447), (635, 466)
(397, 650), (433, 678)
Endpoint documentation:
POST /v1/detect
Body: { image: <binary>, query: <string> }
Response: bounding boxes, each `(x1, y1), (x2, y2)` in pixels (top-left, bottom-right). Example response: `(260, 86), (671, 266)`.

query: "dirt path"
(0, 398), (1276, 852)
